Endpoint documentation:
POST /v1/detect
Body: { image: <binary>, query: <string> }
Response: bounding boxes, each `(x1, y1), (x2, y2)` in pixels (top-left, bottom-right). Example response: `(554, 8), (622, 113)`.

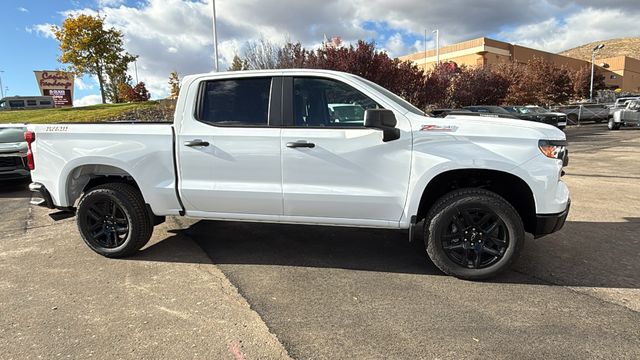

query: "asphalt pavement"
(190, 124), (640, 359)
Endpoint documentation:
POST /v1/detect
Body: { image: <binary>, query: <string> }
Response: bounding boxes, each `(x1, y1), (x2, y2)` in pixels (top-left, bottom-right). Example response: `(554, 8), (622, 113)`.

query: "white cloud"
(32, 0), (640, 99)
(74, 94), (102, 107)
(26, 23), (55, 39)
(74, 77), (94, 91)
(18, 7), (29, 13)
(499, 7), (640, 53)
(97, 0), (125, 6)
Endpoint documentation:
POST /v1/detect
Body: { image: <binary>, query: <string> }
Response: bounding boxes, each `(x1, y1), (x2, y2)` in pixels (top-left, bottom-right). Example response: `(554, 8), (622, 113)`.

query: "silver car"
(610, 100), (640, 130)
(0, 126), (30, 181)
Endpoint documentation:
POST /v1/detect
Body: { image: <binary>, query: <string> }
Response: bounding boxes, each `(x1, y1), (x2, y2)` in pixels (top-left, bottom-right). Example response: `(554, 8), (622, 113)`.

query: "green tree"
(52, 14), (136, 104)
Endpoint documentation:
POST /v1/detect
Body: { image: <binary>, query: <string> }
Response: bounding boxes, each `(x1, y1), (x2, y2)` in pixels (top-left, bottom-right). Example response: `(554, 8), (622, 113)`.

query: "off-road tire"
(424, 188), (525, 280)
(76, 183), (153, 258)
(608, 120), (621, 130)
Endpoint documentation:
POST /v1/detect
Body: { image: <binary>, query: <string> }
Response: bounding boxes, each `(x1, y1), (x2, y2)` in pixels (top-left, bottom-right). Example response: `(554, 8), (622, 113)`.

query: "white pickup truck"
(26, 69), (570, 280)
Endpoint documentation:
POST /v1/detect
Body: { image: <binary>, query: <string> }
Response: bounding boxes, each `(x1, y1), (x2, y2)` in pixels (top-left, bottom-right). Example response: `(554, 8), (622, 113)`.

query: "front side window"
(26, 100), (37, 106)
(293, 77), (380, 127)
(198, 78), (271, 126)
(9, 100), (25, 108)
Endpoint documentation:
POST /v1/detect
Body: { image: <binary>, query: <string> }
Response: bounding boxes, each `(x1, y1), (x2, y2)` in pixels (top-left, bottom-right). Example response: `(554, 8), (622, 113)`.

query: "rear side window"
(197, 78), (271, 126)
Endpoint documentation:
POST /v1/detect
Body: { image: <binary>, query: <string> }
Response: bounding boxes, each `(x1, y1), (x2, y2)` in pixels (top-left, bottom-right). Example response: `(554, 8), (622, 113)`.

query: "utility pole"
(134, 59), (139, 84)
(211, 0), (219, 72)
(590, 43), (604, 102)
(432, 29), (440, 64)
(424, 29), (427, 70)
(0, 71), (4, 99)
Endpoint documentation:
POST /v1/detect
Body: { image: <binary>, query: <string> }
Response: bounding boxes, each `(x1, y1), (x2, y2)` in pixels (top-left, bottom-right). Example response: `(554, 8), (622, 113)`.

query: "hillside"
(0, 101), (175, 124)
(560, 37), (640, 61)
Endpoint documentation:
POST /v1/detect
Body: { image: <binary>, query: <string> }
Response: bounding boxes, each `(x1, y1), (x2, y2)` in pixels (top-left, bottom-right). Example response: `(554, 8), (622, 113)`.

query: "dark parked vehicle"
(0, 126), (30, 181)
(428, 108), (473, 118)
(503, 106), (566, 130)
(463, 106), (519, 119)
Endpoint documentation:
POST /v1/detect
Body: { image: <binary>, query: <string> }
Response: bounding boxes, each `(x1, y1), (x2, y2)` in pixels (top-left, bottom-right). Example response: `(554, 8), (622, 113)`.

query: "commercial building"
(399, 37), (640, 93)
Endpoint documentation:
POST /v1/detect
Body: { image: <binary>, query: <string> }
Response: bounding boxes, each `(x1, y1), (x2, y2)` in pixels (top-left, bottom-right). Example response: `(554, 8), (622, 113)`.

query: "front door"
(177, 76), (283, 216)
(281, 76), (412, 223)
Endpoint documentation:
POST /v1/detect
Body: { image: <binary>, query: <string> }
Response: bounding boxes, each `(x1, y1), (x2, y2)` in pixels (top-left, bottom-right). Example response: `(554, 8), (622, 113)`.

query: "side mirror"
(364, 109), (400, 142)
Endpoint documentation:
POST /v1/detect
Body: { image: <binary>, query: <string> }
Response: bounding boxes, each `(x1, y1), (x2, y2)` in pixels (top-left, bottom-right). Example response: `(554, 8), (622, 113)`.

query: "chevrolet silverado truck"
(26, 69), (570, 280)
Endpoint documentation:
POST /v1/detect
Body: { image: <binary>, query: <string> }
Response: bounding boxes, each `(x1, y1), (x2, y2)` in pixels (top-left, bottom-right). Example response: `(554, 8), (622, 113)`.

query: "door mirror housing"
(364, 109), (400, 142)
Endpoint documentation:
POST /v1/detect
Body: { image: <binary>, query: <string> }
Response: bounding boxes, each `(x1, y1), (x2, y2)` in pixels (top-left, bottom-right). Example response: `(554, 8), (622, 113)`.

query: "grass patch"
(0, 101), (162, 124)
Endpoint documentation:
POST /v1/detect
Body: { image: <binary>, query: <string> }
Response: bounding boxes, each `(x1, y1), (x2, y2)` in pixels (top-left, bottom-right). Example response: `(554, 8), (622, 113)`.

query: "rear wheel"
(424, 188), (524, 280)
(76, 183), (153, 258)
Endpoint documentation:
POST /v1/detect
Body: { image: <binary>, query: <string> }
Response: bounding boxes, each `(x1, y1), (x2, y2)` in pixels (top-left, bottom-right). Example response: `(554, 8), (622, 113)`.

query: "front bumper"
(533, 199), (570, 238)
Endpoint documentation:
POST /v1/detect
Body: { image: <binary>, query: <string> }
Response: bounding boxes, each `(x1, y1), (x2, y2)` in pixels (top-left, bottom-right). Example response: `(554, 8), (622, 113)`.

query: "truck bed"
(27, 123), (183, 215)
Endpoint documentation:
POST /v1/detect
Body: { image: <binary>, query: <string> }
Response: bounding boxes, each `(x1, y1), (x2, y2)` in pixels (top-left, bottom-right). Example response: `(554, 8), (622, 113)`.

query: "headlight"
(538, 139), (568, 164)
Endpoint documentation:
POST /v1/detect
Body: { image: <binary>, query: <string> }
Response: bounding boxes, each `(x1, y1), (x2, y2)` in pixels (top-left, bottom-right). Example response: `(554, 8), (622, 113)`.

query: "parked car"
(26, 69), (570, 280)
(463, 106), (519, 119)
(609, 100), (640, 130)
(0, 96), (55, 110)
(428, 108), (473, 118)
(0, 125), (30, 181)
(608, 96), (640, 117)
(552, 103), (609, 124)
(502, 106), (566, 130)
(327, 103), (366, 124)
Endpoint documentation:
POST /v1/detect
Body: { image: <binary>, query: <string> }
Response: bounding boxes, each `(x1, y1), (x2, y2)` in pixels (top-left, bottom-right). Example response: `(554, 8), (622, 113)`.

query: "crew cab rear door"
(176, 76), (283, 216)
(280, 76), (412, 224)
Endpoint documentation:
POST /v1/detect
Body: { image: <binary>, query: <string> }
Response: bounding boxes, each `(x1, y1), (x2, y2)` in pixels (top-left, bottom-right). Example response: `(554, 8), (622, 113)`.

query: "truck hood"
(407, 113), (566, 141)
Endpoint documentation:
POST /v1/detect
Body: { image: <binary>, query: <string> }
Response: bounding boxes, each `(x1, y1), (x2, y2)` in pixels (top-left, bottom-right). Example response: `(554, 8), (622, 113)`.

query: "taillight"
(24, 131), (35, 170)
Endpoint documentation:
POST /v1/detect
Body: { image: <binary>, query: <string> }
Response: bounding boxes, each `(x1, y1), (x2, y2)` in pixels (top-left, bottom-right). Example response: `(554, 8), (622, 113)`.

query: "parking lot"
(1, 124), (639, 359)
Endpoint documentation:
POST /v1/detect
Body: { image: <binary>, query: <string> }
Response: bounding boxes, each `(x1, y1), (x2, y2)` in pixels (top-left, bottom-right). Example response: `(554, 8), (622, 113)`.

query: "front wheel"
(76, 183), (153, 258)
(608, 120), (621, 130)
(424, 188), (525, 280)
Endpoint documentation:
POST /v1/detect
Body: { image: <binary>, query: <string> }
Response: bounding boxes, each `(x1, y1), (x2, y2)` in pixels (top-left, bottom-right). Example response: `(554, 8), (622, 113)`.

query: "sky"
(1, 0), (639, 106)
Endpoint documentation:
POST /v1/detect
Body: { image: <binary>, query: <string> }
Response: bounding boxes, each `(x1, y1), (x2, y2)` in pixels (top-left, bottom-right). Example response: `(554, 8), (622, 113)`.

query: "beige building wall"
(399, 37), (638, 92)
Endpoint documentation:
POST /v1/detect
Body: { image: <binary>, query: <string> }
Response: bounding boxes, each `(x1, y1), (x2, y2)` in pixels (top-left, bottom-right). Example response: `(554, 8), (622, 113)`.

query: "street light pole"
(0, 71), (5, 99)
(432, 29), (440, 64)
(211, 0), (220, 72)
(590, 44), (604, 102)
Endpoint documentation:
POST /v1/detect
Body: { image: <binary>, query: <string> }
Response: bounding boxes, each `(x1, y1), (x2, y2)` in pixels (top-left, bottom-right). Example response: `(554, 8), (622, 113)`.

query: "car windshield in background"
(528, 106), (549, 113)
(0, 127), (26, 143)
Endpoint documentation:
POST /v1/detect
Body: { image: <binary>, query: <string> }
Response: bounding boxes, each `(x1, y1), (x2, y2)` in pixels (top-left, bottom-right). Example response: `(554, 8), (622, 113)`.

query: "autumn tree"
(240, 37), (280, 70)
(570, 66), (606, 100)
(168, 71), (180, 99)
(227, 55), (246, 71)
(52, 14), (136, 104)
(131, 82), (151, 102)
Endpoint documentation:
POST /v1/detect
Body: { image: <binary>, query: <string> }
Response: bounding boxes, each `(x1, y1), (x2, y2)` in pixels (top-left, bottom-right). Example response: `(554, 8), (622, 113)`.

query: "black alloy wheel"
(425, 188), (525, 280)
(76, 183), (153, 258)
(83, 197), (130, 248)
(440, 208), (509, 269)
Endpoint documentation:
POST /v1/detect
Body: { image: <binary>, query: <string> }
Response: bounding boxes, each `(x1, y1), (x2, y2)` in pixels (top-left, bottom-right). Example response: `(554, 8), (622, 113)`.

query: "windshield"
(0, 127), (26, 143)
(527, 106), (548, 113)
(351, 75), (425, 116)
